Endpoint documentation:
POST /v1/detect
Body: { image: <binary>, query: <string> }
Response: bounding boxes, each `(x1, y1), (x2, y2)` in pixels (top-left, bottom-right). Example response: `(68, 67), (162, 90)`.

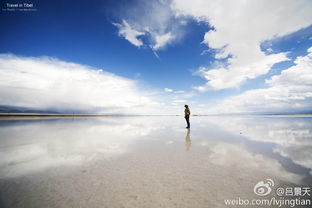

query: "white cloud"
(164, 88), (185, 94)
(0, 54), (157, 113)
(171, 0), (312, 90)
(194, 53), (289, 91)
(113, 0), (312, 89)
(163, 88), (194, 107)
(152, 32), (174, 50)
(113, 20), (145, 47)
(113, 0), (186, 51)
(207, 47), (312, 113)
(174, 90), (184, 94)
(266, 48), (273, 53)
(172, 99), (187, 103)
(164, 88), (173, 92)
(267, 47), (312, 87)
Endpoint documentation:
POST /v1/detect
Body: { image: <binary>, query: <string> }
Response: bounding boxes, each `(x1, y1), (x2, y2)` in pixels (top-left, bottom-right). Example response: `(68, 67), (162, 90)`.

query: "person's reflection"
(185, 128), (191, 151)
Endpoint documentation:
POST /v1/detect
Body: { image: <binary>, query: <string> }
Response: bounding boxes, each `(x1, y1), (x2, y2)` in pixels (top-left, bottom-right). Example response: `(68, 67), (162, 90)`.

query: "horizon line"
(1, 113), (312, 117)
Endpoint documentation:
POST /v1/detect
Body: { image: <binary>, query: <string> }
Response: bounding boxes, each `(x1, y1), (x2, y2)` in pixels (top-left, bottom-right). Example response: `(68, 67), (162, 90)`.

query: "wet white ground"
(0, 116), (311, 207)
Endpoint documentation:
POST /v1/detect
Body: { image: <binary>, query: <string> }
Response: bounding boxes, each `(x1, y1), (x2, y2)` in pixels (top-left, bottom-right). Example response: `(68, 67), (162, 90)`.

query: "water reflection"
(185, 129), (191, 151)
(1, 116), (312, 208)
(203, 116), (312, 174)
(0, 117), (169, 178)
(197, 116), (312, 185)
(0, 116), (311, 186)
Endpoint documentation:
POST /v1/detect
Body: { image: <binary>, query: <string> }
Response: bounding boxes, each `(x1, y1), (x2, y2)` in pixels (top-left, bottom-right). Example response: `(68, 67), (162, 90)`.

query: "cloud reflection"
(0, 117), (165, 178)
(204, 116), (312, 177)
(0, 115), (311, 187)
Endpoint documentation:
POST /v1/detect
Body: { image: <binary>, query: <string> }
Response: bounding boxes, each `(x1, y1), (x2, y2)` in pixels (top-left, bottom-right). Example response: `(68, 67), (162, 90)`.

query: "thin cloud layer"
(0, 54), (156, 113)
(152, 32), (174, 50)
(171, 0), (312, 90)
(113, 20), (145, 47)
(112, 0), (186, 51)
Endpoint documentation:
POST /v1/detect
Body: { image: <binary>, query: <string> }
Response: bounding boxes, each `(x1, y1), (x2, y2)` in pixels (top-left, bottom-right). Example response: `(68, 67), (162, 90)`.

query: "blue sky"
(0, 0), (312, 114)
(0, 0), (209, 89)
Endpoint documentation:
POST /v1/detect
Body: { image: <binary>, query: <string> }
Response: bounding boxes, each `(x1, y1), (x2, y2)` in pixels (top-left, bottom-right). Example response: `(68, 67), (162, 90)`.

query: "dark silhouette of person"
(184, 105), (190, 128)
(185, 128), (191, 151)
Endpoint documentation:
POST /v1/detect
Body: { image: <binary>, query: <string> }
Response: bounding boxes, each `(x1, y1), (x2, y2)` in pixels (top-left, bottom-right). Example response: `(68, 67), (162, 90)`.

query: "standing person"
(184, 105), (190, 128)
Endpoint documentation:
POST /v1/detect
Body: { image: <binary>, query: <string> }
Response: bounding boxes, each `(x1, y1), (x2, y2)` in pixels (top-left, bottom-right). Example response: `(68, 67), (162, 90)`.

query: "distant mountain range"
(0, 105), (311, 115)
(0, 105), (61, 114)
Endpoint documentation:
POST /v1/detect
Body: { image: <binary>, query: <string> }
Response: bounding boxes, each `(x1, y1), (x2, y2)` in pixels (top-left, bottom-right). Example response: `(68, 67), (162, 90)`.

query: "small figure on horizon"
(184, 105), (190, 128)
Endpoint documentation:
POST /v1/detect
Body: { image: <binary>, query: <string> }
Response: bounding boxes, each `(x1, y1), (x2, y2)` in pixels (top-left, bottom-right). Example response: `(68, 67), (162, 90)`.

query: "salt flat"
(0, 116), (311, 208)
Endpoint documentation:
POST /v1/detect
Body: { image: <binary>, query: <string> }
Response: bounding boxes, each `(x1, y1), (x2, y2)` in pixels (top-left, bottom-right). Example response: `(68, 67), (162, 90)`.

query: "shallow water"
(0, 116), (311, 208)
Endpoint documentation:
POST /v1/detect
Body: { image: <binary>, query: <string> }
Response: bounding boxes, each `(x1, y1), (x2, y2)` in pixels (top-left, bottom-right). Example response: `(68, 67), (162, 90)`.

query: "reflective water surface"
(0, 116), (311, 208)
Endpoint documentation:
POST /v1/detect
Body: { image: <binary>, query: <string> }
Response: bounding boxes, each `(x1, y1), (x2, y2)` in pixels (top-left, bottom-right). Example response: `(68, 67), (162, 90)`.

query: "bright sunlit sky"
(0, 0), (312, 114)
